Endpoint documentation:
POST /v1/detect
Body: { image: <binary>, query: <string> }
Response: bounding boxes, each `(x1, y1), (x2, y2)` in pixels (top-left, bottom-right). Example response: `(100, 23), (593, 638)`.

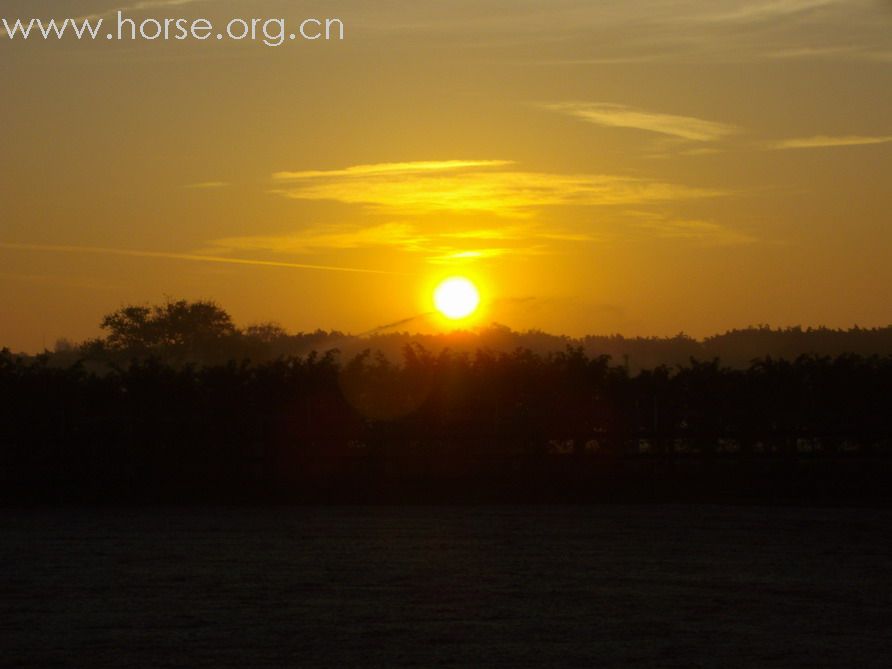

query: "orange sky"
(2, 0), (892, 351)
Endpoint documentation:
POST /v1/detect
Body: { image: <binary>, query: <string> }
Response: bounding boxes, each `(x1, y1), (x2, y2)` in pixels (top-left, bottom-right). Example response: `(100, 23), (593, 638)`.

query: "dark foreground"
(2, 506), (891, 668)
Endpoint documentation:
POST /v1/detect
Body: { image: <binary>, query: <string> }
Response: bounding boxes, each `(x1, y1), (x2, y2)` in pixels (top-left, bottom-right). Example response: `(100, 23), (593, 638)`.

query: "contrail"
(0, 242), (403, 276)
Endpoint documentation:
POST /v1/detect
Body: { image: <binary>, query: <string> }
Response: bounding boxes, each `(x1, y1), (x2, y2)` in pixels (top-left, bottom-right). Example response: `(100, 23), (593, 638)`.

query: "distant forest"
(2, 299), (891, 504)
(34, 298), (892, 371)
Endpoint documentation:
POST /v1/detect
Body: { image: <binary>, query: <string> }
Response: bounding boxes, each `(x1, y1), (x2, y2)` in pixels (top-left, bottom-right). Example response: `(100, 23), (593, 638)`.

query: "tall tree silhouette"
(95, 298), (238, 364)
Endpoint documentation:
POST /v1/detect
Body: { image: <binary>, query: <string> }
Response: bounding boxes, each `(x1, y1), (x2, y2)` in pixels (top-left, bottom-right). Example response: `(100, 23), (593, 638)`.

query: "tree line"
(2, 299), (891, 503)
(40, 298), (892, 371)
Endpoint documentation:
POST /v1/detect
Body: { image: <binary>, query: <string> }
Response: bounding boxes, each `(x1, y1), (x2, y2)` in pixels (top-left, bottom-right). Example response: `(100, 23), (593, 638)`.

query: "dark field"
(2, 506), (891, 667)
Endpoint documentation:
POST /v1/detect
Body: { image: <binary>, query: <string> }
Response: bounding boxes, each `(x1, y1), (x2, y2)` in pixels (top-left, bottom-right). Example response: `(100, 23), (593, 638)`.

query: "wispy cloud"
(629, 214), (756, 246)
(272, 160), (722, 215)
(209, 223), (431, 256)
(0, 242), (399, 275)
(206, 222), (603, 265)
(77, 0), (208, 22)
(273, 160), (511, 181)
(762, 46), (863, 61)
(442, 226), (599, 243)
(678, 0), (842, 25)
(768, 135), (892, 150)
(184, 181), (229, 190)
(496, 1), (889, 67)
(540, 103), (739, 142)
(428, 249), (521, 264)
(733, 45), (892, 65)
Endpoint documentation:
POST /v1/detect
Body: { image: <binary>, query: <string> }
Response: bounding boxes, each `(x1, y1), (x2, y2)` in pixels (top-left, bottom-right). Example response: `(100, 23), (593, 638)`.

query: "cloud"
(491, 1), (888, 67)
(540, 103), (739, 142)
(207, 222), (603, 266)
(768, 135), (892, 150)
(209, 223), (432, 256)
(273, 160), (512, 181)
(629, 214), (756, 246)
(427, 248), (524, 264)
(0, 242), (399, 275)
(271, 160), (722, 215)
(77, 0), (208, 21)
(678, 0), (842, 24)
(184, 181), (229, 189)
(442, 226), (599, 243)
(762, 46), (863, 60)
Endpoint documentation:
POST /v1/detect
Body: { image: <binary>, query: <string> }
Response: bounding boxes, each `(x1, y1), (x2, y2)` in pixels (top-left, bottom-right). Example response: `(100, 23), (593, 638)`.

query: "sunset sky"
(2, 0), (892, 352)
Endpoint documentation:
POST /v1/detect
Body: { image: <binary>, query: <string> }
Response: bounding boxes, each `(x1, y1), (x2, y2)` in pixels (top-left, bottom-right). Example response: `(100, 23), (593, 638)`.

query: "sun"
(434, 277), (480, 320)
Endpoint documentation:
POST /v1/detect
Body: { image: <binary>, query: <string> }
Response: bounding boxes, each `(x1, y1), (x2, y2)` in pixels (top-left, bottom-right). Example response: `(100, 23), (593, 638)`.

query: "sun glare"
(434, 277), (480, 320)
